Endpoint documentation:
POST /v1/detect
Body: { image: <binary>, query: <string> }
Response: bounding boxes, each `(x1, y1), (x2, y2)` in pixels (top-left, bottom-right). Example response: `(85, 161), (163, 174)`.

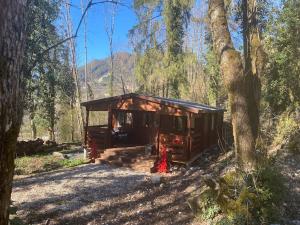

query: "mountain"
(78, 52), (136, 99)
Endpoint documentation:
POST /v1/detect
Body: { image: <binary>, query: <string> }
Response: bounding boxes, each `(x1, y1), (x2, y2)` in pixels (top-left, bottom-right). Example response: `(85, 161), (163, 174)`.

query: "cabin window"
(116, 111), (133, 128)
(88, 111), (108, 126)
(160, 115), (187, 133)
(174, 116), (186, 132)
(142, 112), (154, 128)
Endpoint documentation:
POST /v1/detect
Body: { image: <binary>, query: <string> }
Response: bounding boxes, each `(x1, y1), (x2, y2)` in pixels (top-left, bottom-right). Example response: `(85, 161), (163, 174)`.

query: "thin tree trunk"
(70, 100), (75, 142)
(30, 114), (37, 139)
(208, 0), (257, 170)
(65, 0), (85, 142)
(105, 4), (117, 97)
(49, 73), (56, 142)
(81, 0), (89, 101)
(0, 1), (27, 224)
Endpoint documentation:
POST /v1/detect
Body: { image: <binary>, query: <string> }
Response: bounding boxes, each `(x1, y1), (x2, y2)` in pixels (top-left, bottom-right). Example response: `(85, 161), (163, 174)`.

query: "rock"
(52, 151), (66, 159)
(150, 175), (161, 184)
(184, 185), (197, 193)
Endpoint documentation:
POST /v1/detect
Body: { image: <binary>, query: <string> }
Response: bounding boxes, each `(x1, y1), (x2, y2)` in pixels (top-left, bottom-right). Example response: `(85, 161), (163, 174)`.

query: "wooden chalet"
(81, 93), (225, 165)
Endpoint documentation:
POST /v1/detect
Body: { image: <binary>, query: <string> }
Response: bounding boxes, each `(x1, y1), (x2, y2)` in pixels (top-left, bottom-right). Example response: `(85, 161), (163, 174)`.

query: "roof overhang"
(81, 93), (225, 113)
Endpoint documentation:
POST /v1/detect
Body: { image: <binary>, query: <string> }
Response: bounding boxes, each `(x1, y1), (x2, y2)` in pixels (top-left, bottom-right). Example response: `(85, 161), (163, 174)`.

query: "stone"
(184, 185), (197, 193)
(52, 151), (66, 159)
(150, 175), (161, 184)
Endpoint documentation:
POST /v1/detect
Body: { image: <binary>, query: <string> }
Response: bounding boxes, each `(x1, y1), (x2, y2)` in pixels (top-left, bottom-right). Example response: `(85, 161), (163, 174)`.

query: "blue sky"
(70, 0), (136, 66)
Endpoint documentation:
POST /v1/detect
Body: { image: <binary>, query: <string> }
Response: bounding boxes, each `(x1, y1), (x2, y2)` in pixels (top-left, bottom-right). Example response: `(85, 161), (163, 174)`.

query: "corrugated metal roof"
(81, 93), (225, 113)
(151, 96), (223, 112)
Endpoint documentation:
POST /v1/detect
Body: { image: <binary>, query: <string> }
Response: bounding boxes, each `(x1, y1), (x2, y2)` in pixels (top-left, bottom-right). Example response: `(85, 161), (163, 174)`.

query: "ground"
(12, 148), (232, 225)
(276, 148), (300, 222)
(11, 147), (299, 225)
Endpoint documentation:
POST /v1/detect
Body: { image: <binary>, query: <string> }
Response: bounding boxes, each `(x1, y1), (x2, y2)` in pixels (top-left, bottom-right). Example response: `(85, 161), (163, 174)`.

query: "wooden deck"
(94, 145), (156, 173)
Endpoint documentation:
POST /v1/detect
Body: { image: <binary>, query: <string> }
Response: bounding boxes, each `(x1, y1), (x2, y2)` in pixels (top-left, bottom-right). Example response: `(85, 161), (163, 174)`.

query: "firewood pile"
(16, 139), (59, 156)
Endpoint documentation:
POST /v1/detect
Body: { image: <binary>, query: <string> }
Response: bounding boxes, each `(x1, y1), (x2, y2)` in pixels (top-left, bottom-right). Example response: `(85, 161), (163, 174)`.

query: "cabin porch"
(81, 93), (224, 171)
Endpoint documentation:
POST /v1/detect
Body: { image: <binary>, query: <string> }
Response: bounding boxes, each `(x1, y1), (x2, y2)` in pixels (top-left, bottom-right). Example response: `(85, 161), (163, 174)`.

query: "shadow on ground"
(12, 148), (233, 225)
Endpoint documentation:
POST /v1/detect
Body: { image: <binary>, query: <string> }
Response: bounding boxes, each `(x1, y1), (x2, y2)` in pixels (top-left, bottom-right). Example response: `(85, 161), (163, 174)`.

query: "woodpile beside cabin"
(81, 93), (224, 171)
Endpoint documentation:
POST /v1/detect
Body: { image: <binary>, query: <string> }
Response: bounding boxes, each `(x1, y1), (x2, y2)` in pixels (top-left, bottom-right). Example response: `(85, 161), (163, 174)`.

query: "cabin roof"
(81, 93), (225, 113)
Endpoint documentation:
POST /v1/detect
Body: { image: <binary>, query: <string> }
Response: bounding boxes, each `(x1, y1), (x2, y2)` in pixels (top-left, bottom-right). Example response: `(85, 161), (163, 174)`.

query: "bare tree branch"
(29, 0), (125, 72)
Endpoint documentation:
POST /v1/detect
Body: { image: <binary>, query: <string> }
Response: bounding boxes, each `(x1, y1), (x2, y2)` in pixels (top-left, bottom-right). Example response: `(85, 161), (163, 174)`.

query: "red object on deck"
(156, 145), (168, 173)
(151, 145), (169, 173)
(88, 139), (98, 160)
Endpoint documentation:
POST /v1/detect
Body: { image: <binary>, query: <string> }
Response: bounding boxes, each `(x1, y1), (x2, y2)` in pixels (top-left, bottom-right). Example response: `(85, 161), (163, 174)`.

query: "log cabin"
(81, 93), (225, 166)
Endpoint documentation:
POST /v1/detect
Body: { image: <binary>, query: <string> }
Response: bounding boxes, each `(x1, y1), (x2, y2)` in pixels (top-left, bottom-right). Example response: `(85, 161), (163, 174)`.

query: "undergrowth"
(15, 155), (87, 175)
(188, 160), (286, 225)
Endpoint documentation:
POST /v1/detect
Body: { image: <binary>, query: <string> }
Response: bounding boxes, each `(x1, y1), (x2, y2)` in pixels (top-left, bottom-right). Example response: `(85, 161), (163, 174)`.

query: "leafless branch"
(29, 0), (124, 72)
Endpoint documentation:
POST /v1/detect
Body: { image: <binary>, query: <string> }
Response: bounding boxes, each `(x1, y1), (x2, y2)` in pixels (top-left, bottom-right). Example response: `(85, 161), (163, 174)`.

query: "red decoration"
(88, 139), (98, 160)
(155, 145), (168, 173)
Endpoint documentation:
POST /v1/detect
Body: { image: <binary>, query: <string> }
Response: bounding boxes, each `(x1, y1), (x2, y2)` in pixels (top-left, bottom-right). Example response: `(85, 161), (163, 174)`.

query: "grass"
(15, 154), (88, 175)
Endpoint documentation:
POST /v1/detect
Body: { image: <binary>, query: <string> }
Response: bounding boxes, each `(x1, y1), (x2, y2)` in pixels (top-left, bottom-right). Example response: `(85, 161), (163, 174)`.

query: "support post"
(156, 113), (161, 158)
(84, 109), (89, 146)
(187, 112), (192, 160)
(107, 105), (112, 148)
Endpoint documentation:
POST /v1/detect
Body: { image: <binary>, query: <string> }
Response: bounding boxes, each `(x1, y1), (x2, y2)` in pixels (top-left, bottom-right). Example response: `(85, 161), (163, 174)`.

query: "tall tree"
(0, 1), (27, 224)
(132, 0), (193, 98)
(163, 0), (188, 98)
(24, 0), (61, 139)
(105, 3), (117, 96)
(64, 0), (85, 141)
(208, 0), (266, 170)
(81, 0), (89, 101)
(264, 0), (300, 114)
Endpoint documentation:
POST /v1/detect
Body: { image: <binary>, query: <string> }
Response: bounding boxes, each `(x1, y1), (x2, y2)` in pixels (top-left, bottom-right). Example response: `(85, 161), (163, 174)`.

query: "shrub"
(15, 155), (87, 175)
(59, 158), (87, 168)
(189, 162), (285, 225)
(273, 111), (299, 146)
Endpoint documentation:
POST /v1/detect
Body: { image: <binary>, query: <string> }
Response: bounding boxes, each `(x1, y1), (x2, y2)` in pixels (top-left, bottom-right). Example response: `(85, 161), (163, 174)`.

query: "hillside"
(78, 52), (136, 98)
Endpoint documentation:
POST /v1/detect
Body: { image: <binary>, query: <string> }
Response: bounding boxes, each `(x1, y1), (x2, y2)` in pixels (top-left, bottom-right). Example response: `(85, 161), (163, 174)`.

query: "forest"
(0, 0), (299, 225)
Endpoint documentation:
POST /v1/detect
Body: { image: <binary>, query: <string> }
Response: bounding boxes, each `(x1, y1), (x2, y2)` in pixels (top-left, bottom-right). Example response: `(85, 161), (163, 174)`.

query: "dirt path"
(276, 149), (300, 222)
(11, 149), (232, 225)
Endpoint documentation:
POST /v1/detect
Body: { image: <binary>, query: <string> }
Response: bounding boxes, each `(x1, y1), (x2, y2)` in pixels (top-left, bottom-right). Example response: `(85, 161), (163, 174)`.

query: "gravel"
(11, 148), (230, 225)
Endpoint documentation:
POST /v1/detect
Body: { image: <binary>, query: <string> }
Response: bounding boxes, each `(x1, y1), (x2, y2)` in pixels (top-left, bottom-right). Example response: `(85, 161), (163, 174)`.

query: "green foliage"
(131, 0), (194, 98)
(204, 46), (226, 107)
(190, 162), (285, 225)
(59, 158), (87, 168)
(163, 0), (194, 98)
(15, 155), (87, 175)
(273, 111), (299, 146)
(264, 0), (300, 114)
(22, 0), (75, 141)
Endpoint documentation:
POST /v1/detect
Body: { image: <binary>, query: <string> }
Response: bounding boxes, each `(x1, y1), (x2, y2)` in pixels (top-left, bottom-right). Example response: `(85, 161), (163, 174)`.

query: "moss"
(190, 162), (285, 225)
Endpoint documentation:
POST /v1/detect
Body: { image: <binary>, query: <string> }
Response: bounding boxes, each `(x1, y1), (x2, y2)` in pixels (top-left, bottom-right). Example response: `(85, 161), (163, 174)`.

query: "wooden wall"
(85, 96), (224, 163)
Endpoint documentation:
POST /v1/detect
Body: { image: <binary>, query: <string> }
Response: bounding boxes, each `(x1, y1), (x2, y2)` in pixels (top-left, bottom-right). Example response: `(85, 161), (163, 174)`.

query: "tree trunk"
(208, 0), (257, 170)
(30, 114), (37, 139)
(242, 0), (267, 140)
(65, 0), (84, 142)
(0, 1), (27, 224)
(80, 0), (89, 101)
(70, 100), (75, 142)
(49, 74), (56, 142)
